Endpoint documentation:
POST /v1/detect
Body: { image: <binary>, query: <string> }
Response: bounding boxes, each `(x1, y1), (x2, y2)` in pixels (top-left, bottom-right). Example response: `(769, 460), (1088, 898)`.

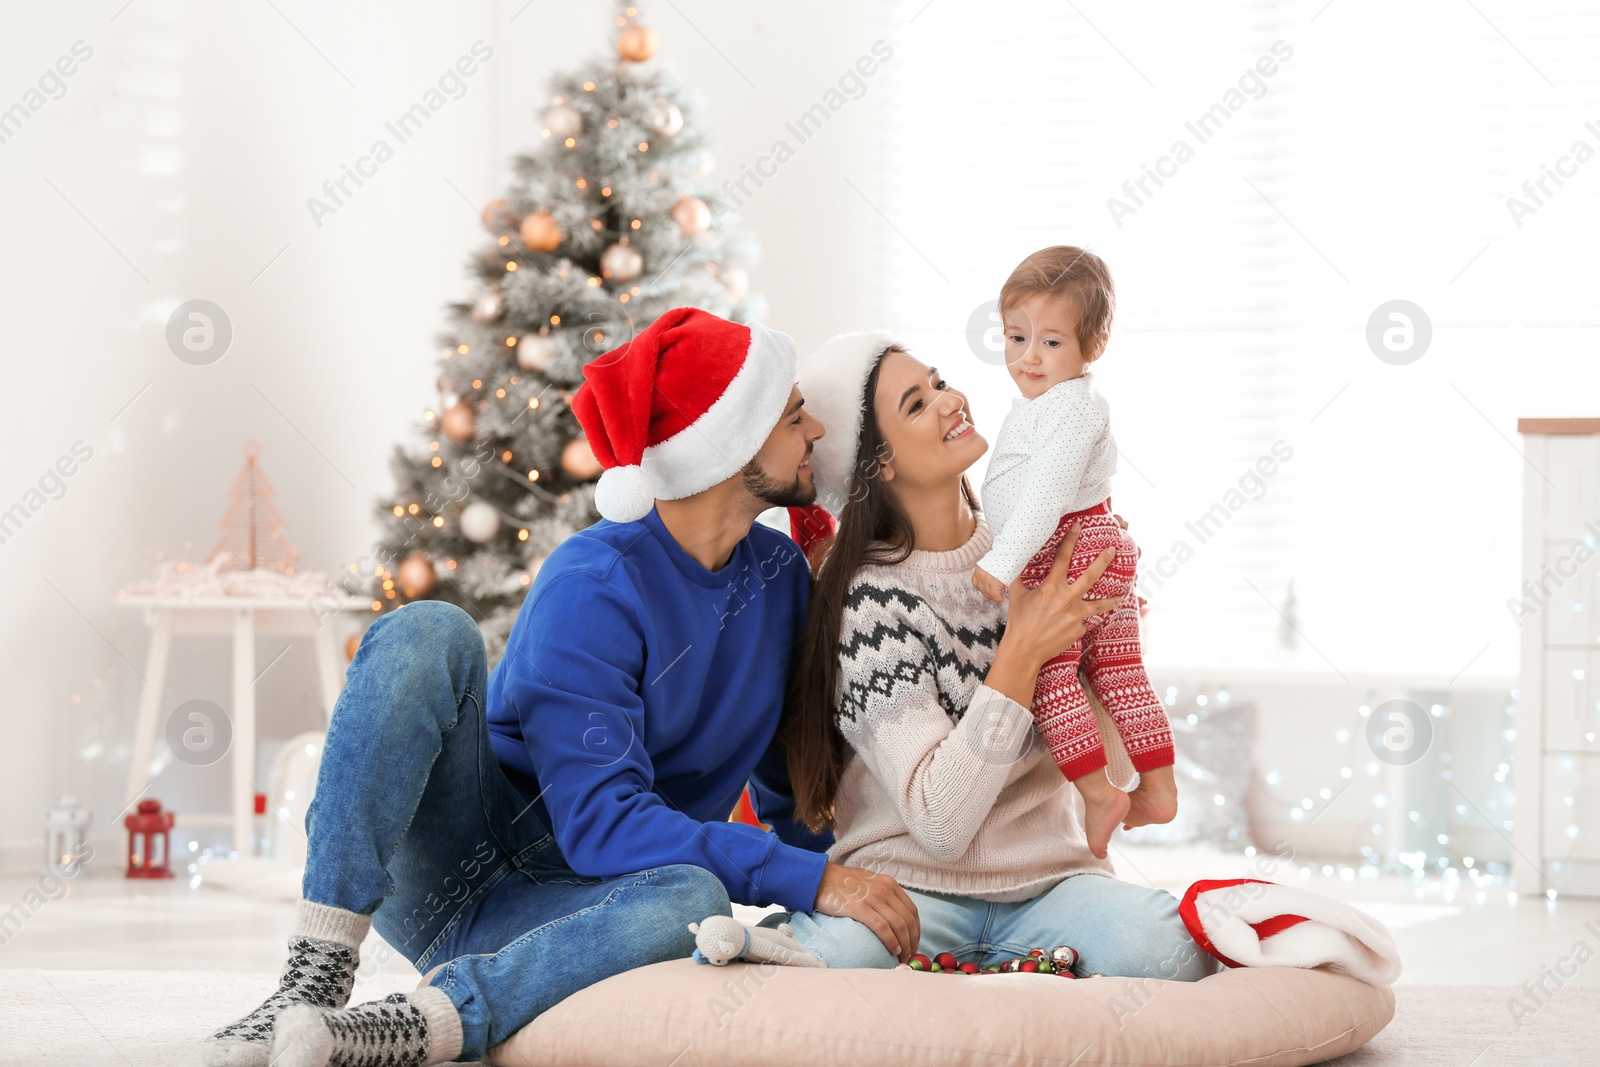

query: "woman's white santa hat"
(571, 306), (797, 523)
(793, 329), (902, 518)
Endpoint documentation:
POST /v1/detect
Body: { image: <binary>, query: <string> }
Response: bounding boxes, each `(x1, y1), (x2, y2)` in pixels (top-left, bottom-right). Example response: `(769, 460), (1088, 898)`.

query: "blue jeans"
(765, 872), (1217, 980)
(301, 600), (732, 1060)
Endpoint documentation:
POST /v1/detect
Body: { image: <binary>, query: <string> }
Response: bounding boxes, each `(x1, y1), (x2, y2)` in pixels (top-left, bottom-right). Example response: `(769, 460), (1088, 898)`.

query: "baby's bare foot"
(1122, 765), (1179, 830)
(1073, 772), (1132, 859)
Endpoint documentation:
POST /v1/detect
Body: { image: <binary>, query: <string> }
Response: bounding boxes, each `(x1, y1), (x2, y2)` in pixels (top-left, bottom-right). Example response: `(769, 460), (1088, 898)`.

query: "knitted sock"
(689, 915), (824, 967)
(270, 988), (464, 1067)
(201, 900), (371, 1067)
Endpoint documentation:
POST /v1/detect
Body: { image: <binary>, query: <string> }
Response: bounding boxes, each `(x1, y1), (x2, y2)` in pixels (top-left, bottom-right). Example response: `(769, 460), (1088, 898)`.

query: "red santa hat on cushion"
(1179, 879), (1402, 986)
(571, 307), (798, 523)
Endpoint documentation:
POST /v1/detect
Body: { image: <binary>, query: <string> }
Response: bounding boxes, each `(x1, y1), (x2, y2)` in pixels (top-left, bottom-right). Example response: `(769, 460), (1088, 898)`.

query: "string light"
(506, 261), (518, 271)
(630, 219), (641, 229)
(564, 137), (576, 148)
(495, 387), (506, 398)
(583, 81), (596, 91)
(638, 141), (650, 152)
(502, 450), (513, 462)
(457, 343), (469, 354)
(498, 236), (510, 246)
(601, 186), (612, 196)
(518, 529), (530, 541)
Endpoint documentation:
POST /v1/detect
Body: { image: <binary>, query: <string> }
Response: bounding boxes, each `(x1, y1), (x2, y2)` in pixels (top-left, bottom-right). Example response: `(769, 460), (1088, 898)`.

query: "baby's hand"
(972, 566), (1007, 602)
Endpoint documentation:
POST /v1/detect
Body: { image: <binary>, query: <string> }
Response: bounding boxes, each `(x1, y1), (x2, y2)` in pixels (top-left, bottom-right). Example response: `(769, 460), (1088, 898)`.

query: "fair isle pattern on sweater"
(825, 513), (1126, 902)
(835, 582), (1006, 730)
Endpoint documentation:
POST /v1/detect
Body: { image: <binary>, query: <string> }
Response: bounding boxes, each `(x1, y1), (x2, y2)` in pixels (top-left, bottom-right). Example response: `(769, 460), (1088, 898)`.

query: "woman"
(693, 331), (1214, 981)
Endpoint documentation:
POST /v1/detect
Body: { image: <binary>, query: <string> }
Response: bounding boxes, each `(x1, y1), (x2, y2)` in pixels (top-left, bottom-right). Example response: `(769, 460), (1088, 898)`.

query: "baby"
(971, 245), (1177, 858)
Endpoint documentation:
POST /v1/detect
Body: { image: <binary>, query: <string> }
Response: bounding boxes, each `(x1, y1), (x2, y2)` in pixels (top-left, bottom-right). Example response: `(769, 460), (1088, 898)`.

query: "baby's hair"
(999, 246), (1116, 361)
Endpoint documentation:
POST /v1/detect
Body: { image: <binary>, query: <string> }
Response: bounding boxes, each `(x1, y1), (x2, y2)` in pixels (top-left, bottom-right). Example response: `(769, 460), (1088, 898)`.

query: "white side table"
(1515, 418), (1600, 897)
(116, 594), (368, 854)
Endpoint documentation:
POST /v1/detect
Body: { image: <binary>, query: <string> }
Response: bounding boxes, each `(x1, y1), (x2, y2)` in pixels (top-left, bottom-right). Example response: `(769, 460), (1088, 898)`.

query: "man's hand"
(813, 862), (921, 963)
(972, 566), (1007, 603)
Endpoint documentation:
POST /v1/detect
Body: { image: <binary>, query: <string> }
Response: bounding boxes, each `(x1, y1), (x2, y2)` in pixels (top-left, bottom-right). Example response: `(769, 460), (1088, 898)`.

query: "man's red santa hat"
(571, 307), (797, 523)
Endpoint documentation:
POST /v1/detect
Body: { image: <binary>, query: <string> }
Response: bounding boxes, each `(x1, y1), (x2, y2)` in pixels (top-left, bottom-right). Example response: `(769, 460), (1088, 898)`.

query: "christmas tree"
(336, 2), (760, 666)
(211, 440), (300, 574)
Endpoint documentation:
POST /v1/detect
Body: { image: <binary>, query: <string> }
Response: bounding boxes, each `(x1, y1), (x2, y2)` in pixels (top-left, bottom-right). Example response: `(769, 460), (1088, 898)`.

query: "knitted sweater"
(827, 512), (1126, 901)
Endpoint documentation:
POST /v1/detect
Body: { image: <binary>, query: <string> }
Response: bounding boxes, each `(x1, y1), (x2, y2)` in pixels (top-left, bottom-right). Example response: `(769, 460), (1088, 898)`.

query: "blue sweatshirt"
(484, 504), (833, 911)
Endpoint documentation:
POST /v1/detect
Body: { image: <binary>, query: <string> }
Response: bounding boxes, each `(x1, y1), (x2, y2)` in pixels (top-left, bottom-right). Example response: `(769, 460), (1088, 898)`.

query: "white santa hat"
(571, 306), (797, 522)
(1179, 878), (1402, 986)
(794, 329), (903, 517)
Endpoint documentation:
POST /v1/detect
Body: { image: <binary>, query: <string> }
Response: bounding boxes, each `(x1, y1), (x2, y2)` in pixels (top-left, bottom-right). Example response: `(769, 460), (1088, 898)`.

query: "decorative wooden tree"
(207, 439), (300, 574)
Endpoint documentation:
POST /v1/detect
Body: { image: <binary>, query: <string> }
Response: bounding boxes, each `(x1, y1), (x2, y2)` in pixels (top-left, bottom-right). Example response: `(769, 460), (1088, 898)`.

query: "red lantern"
(124, 798), (176, 879)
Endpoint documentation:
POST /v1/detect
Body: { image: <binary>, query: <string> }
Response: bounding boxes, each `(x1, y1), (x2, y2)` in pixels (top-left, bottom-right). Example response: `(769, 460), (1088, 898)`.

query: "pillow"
(482, 958), (1393, 1066)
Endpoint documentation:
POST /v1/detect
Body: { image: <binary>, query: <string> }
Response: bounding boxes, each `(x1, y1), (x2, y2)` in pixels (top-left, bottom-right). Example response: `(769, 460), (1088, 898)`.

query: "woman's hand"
(814, 861), (922, 963)
(985, 522), (1122, 707)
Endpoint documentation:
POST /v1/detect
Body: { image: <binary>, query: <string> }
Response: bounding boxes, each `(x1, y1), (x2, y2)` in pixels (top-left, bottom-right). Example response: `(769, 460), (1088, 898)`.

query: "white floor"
(2, 842), (1595, 987)
(2, 843), (1598, 1065)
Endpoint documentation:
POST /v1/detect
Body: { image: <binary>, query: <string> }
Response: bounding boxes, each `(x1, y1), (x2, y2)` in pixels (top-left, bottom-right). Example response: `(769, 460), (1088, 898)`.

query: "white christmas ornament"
(472, 289), (504, 321)
(460, 500), (501, 543)
(650, 98), (684, 137)
(601, 242), (643, 281)
(721, 266), (749, 303)
(543, 103), (582, 140)
(516, 332), (556, 372)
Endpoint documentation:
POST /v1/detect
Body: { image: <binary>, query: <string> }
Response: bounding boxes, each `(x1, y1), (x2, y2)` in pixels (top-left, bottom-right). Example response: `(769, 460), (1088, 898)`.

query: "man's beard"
(742, 455), (816, 509)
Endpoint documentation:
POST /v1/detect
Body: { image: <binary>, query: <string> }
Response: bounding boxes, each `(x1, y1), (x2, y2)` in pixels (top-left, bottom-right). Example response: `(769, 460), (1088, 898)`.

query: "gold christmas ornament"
(519, 210), (562, 252)
(600, 240), (643, 281)
(344, 633), (361, 661)
(650, 97), (684, 137)
(618, 23), (657, 62)
(441, 400), (476, 443)
(542, 103), (582, 140)
(516, 332), (556, 372)
(671, 196), (711, 237)
(561, 436), (605, 480)
(480, 198), (517, 234)
(397, 553), (438, 599)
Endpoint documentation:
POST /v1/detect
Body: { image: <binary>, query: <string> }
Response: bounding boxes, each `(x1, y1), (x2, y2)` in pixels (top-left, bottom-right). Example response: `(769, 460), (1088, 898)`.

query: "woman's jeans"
(300, 600), (732, 1061)
(766, 872), (1218, 981)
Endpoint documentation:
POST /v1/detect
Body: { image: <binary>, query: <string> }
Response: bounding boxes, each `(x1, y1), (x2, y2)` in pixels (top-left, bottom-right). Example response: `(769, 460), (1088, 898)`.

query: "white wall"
(0, 0), (891, 870)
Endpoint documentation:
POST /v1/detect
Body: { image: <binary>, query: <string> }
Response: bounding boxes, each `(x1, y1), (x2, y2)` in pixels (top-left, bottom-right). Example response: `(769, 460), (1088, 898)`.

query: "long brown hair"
(779, 346), (980, 833)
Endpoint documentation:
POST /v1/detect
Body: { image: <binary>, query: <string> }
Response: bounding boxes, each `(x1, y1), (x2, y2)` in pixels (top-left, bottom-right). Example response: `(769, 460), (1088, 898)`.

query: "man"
(202, 307), (920, 1067)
